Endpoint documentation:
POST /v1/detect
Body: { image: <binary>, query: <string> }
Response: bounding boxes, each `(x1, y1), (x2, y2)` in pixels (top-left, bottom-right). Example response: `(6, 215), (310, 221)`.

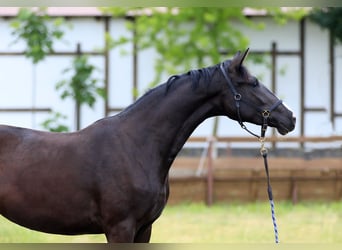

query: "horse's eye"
(253, 79), (259, 88)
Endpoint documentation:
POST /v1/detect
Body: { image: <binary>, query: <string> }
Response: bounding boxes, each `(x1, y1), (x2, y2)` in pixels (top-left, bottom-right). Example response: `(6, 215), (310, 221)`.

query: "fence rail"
(169, 136), (342, 205)
(186, 135), (342, 143)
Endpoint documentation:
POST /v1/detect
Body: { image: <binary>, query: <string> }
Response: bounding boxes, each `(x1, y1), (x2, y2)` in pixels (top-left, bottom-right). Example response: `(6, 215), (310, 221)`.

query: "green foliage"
(264, 7), (309, 25)
(102, 7), (264, 87)
(102, 7), (309, 88)
(56, 55), (105, 108)
(40, 112), (69, 132)
(309, 7), (342, 44)
(10, 7), (65, 64)
(9, 8), (105, 132)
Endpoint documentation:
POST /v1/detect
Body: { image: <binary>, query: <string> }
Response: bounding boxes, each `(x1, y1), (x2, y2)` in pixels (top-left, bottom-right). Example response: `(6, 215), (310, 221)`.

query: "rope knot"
(259, 137), (268, 156)
(260, 147), (268, 156)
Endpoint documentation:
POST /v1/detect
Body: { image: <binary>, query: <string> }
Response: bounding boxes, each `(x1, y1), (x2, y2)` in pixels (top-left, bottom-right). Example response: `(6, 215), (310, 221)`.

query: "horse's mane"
(121, 59), (245, 113)
(138, 61), (228, 102)
(165, 64), (220, 94)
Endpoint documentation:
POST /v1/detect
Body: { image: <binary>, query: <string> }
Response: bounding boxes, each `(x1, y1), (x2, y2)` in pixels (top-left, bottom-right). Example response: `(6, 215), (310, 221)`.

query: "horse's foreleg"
(134, 225), (152, 243)
(104, 221), (135, 243)
(104, 222), (152, 243)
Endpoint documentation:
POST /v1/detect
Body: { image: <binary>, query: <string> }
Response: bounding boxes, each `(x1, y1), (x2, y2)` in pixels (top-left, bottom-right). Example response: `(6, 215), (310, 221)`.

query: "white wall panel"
(108, 19), (133, 108)
(0, 56), (33, 108)
(0, 15), (341, 149)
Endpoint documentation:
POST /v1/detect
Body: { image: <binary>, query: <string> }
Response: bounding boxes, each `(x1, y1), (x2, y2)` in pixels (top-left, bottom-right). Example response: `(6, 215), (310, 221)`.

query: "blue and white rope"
(269, 199), (279, 243)
(261, 143), (279, 244)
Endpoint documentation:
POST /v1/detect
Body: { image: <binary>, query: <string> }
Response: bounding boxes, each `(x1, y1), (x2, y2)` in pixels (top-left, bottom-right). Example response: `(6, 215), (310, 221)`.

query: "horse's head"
(219, 48), (296, 135)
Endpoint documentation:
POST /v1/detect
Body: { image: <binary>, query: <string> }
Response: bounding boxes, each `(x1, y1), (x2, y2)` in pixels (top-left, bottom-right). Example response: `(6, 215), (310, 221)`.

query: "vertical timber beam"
(271, 42), (277, 149)
(329, 31), (335, 130)
(104, 16), (110, 117)
(75, 43), (82, 131)
(299, 18), (306, 148)
(132, 17), (138, 102)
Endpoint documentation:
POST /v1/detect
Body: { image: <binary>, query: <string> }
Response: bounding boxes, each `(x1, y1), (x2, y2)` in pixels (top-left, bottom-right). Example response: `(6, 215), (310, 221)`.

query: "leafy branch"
(309, 7), (342, 44)
(102, 7), (265, 87)
(10, 7), (65, 64)
(9, 8), (105, 132)
(56, 55), (105, 108)
(102, 7), (308, 90)
(56, 54), (106, 130)
(40, 112), (69, 132)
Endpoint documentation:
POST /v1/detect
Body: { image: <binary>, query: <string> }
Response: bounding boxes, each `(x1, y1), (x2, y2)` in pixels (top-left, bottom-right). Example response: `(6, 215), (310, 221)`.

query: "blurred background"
(0, 6), (341, 204)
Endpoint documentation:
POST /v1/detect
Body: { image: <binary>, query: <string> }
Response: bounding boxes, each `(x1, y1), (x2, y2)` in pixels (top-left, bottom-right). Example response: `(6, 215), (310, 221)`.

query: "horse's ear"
(230, 48), (250, 71)
(239, 48), (250, 67)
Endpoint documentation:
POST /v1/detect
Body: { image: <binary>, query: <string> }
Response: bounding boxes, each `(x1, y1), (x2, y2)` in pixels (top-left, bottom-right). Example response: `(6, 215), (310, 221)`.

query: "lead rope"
(239, 110), (280, 244)
(242, 109), (281, 243)
(260, 134), (279, 243)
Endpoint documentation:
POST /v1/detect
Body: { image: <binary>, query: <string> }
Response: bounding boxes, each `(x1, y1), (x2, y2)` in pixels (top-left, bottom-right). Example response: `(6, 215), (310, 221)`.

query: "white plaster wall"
(0, 15), (341, 149)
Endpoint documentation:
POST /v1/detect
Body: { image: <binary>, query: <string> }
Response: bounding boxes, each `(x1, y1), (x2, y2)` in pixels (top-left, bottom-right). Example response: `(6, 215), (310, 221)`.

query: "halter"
(220, 62), (281, 243)
(219, 62), (282, 139)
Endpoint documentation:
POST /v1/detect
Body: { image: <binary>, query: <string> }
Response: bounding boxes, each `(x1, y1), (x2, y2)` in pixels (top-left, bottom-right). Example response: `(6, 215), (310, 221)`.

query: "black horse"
(0, 49), (295, 242)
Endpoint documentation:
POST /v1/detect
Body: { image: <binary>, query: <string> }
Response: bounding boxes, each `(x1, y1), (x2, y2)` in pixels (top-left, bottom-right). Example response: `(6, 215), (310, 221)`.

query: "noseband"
(219, 62), (282, 139)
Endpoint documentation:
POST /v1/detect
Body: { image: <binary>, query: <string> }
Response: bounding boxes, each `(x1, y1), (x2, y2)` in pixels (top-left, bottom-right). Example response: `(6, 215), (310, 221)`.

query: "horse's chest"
(140, 184), (169, 225)
(131, 178), (169, 223)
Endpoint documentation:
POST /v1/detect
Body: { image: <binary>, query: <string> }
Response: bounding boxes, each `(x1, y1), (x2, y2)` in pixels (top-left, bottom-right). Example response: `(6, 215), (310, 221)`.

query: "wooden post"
(206, 137), (215, 206)
(291, 177), (298, 204)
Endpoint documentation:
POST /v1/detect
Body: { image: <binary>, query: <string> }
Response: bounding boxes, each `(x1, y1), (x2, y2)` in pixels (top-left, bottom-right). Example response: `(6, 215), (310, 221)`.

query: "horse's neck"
(120, 77), (217, 176)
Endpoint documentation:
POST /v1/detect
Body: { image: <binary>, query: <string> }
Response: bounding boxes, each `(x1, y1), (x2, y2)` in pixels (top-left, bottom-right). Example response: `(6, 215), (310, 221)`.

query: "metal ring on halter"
(234, 94), (242, 101)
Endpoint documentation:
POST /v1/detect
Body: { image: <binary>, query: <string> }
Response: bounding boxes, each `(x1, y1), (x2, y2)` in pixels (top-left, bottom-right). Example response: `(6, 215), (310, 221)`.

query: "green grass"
(1, 201), (342, 243)
(152, 201), (342, 243)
